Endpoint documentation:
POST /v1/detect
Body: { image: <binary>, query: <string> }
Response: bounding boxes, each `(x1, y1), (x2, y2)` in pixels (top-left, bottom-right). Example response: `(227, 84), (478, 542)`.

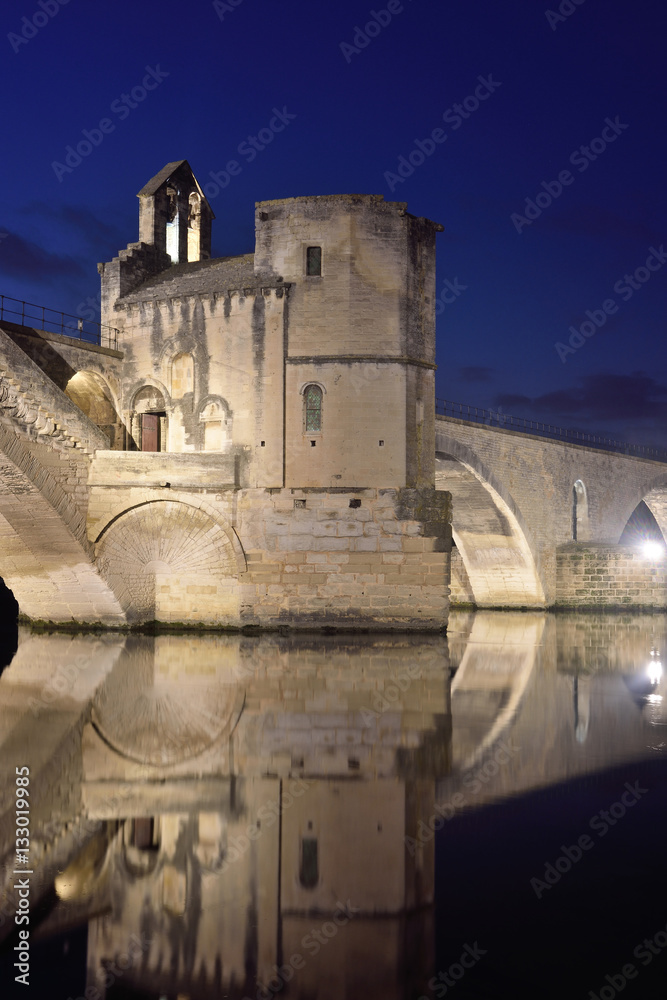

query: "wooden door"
(141, 413), (159, 452)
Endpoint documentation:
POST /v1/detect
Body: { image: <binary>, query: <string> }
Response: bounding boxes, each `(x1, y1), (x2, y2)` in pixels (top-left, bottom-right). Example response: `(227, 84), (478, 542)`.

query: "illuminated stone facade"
(90, 160), (451, 627)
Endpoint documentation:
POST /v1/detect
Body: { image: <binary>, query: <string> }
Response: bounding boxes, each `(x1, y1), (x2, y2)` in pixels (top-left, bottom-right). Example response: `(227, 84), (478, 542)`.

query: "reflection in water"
(0, 613), (665, 997)
(573, 675), (591, 743)
(623, 646), (667, 729)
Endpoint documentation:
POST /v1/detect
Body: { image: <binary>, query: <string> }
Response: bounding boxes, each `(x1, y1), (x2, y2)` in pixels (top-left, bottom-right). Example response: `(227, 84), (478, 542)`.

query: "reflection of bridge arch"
(449, 611), (544, 770)
(435, 433), (545, 607)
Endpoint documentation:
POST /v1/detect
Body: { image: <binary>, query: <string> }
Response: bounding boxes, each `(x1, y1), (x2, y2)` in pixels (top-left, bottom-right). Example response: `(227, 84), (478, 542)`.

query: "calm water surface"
(0, 612), (666, 999)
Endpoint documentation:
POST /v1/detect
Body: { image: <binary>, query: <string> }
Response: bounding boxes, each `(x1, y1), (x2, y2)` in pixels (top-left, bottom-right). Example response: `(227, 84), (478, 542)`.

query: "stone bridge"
(436, 414), (667, 609)
(0, 323), (126, 624)
(1, 319), (666, 623)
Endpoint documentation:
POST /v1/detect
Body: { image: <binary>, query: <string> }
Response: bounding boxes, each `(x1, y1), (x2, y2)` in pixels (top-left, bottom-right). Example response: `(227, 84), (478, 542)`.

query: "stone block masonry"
(236, 487), (451, 630)
(556, 543), (667, 610)
(87, 478), (451, 629)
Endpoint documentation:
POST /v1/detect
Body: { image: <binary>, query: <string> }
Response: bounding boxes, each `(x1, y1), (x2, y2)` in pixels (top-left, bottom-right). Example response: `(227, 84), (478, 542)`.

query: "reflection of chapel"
(97, 159), (440, 491)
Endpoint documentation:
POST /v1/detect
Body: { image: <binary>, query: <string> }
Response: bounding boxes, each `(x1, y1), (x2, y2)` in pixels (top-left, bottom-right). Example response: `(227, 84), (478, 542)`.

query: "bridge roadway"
(0, 320), (666, 620)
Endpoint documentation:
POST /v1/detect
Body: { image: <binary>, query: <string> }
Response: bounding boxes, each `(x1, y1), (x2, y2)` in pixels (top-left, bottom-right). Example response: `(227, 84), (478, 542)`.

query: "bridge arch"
(64, 370), (121, 447)
(618, 471), (667, 545)
(0, 424), (126, 625)
(94, 498), (245, 624)
(435, 432), (546, 607)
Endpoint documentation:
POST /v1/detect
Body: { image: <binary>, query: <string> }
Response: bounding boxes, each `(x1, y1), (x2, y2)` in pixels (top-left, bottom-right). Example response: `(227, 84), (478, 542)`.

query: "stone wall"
(556, 543), (667, 609)
(87, 470), (451, 628)
(238, 487), (450, 629)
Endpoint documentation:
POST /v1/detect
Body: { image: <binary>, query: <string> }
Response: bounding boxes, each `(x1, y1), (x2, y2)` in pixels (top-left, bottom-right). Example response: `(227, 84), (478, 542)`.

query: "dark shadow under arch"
(0, 577), (19, 671)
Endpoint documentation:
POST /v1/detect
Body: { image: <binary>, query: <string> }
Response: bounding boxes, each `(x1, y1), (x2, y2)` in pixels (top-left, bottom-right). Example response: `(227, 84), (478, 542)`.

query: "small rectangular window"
(300, 837), (318, 888)
(306, 246), (322, 276)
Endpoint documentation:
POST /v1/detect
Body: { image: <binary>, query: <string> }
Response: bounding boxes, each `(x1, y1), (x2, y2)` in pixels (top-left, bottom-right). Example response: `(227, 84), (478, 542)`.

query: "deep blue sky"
(2, 0), (667, 445)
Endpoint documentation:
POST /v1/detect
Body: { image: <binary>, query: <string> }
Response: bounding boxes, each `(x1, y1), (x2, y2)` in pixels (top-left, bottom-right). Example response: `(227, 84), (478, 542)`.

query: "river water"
(0, 611), (666, 999)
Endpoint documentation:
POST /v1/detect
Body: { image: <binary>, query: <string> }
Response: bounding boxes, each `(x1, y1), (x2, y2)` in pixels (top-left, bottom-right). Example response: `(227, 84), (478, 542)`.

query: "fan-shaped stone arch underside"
(95, 500), (240, 625)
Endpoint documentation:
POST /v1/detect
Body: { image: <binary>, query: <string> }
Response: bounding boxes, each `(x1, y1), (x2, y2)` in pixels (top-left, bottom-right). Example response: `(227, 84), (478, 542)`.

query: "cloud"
(496, 372), (667, 425)
(22, 201), (126, 250)
(0, 230), (84, 282)
(460, 366), (495, 383)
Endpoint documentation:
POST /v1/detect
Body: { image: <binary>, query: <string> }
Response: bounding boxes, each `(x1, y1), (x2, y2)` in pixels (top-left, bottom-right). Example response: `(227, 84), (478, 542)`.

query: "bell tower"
(137, 159), (214, 264)
(99, 161), (215, 329)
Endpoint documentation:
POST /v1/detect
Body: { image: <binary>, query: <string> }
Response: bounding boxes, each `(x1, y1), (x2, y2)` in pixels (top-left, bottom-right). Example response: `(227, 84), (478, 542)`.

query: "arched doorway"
(131, 386), (168, 452)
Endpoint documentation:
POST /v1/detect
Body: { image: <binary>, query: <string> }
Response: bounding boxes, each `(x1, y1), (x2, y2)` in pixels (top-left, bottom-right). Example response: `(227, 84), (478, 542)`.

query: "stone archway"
(435, 434), (545, 608)
(65, 371), (121, 448)
(617, 473), (667, 557)
(639, 484), (667, 545)
(95, 500), (241, 624)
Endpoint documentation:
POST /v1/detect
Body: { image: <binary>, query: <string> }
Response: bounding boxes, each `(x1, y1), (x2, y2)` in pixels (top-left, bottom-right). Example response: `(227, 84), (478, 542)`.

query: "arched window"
(171, 352), (194, 399)
(304, 384), (323, 432)
(572, 480), (588, 541)
(199, 397), (230, 451)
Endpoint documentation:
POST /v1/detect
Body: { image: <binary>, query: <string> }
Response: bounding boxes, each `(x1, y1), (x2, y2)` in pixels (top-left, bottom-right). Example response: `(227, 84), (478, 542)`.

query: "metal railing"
(0, 294), (119, 350)
(436, 398), (667, 463)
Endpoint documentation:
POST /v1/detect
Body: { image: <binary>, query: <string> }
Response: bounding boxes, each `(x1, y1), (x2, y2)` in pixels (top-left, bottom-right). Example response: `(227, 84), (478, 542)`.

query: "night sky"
(2, 0), (667, 446)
